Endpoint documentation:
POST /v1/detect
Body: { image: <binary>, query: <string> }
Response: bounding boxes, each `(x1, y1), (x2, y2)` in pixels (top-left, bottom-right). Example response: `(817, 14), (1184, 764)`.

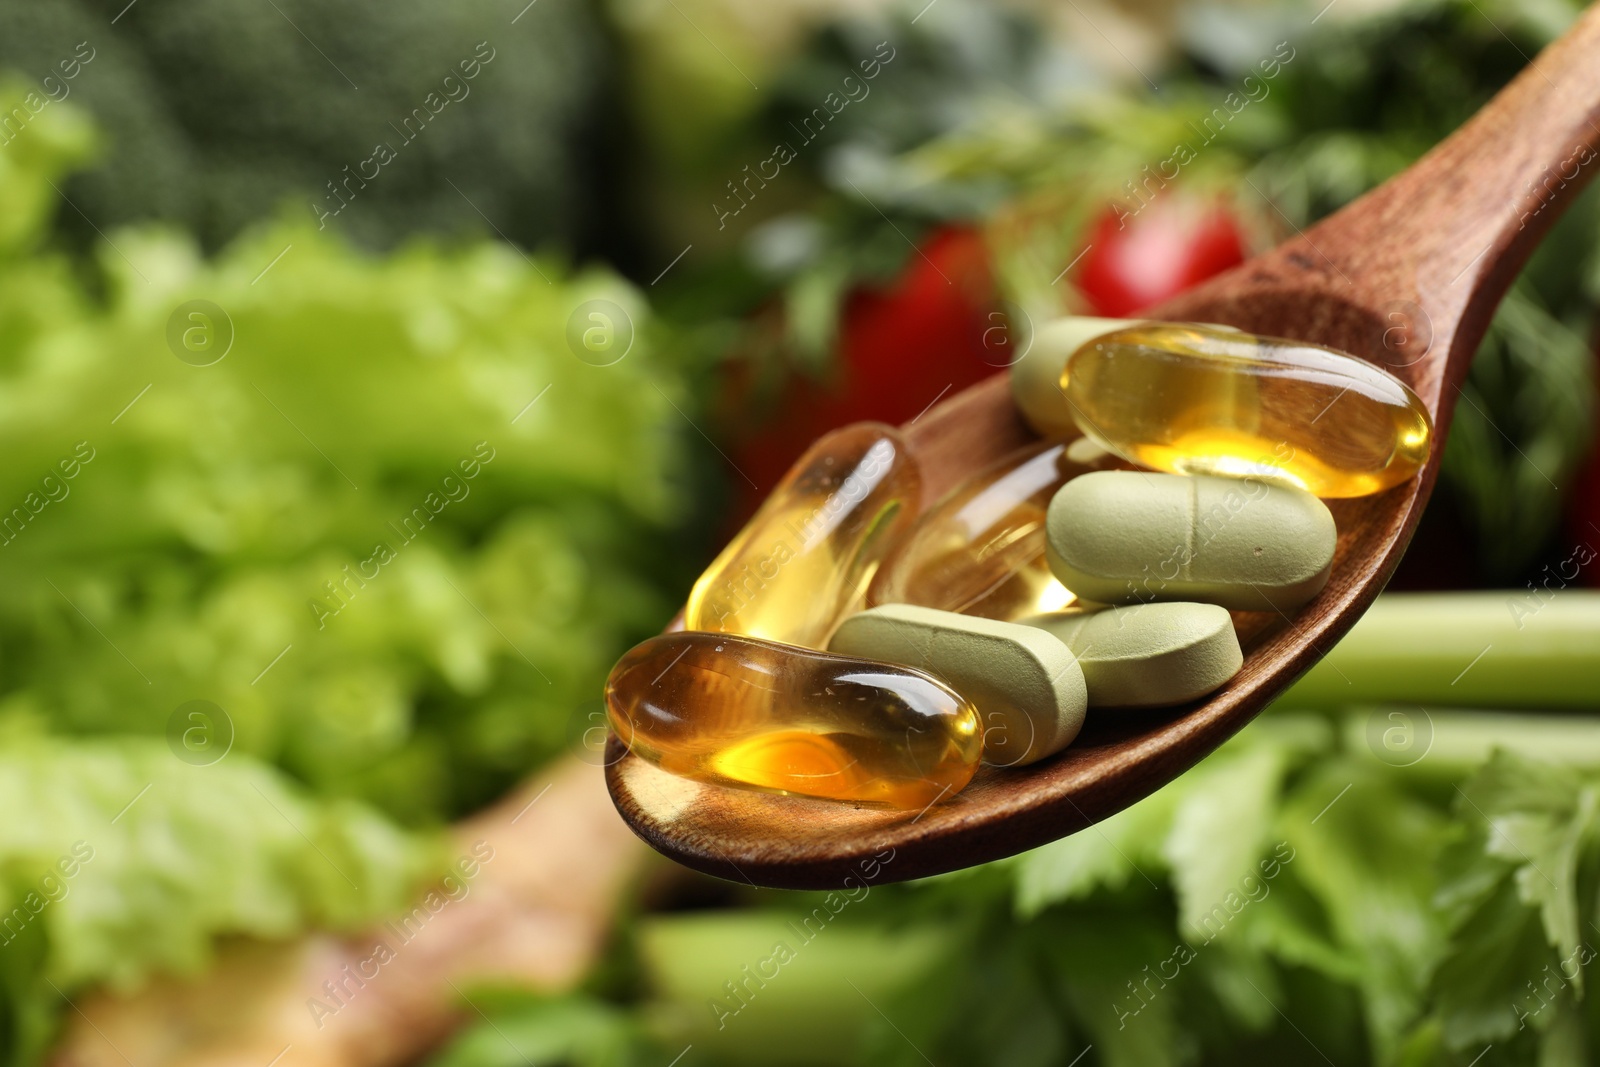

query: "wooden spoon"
(607, 7), (1600, 889)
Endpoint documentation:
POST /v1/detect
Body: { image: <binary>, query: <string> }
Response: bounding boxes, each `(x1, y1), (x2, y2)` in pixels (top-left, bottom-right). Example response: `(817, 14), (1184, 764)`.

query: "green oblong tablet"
(1019, 603), (1243, 708)
(1045, 471), (1336, 611)
(1010, 318), (1243, 439)
(829, 604), (1086, 767)
(1011, 317), (1140, 438)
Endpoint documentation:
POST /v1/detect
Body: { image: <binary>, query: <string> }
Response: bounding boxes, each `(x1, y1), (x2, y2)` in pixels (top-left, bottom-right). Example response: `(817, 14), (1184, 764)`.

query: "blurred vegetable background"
(1, 0), (1598, 1064)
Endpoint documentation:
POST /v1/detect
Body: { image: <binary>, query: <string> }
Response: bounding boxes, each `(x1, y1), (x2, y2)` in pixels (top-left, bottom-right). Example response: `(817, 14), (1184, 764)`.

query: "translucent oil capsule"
(868, 439), (1112, 621)
(685, 422), (919, 646)
(1063, 323), (1433, 497)
(606, 632), (981, 807)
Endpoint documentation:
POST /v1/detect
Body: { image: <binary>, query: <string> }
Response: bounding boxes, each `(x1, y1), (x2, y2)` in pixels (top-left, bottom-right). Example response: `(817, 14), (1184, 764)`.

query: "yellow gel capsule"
(685, 422), (919, 646)
(868, 439), (1112, 621)
(605, 632), (981, 808)
(1062, 323), (1433, 497)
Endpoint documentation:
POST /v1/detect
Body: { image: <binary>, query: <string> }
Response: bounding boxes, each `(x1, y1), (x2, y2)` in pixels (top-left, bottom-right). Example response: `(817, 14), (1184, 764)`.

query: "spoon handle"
(1313, 5), (1600, 405)
(1376, 5), (1600, 363)
(1157, 6), (1600, 426)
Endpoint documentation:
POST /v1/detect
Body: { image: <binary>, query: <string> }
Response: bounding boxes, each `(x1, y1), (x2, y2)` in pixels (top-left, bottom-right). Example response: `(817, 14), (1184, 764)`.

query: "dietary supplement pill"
(829, 604), (1087, 767)
(606, 632), (981, 808)
(868, 439), (1113, 621)
(1020, 602), (1243, 707)
(1062, 322), (1432, 497)
(685, 422), (919, 647)
(1046, 471), (1336, 612)
(1010, 316), (1141, 438)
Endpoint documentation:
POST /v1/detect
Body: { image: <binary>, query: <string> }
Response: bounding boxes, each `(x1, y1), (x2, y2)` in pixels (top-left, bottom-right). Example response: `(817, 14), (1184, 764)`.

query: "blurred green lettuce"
(0, 83), (708, 1060)
(0, 81), (702, 822)
(0, 738), (438, 1063)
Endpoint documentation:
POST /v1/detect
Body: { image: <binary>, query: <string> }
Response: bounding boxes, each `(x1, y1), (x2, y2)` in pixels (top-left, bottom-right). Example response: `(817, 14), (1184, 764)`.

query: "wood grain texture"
(608, 5), (1600, 890)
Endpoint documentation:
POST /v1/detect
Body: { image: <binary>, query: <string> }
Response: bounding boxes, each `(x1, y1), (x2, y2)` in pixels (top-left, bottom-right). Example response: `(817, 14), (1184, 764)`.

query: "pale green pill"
(1010, 317), (1240, 438)
(829, 603), (1086, 767)
(1019, 603), (1243, 707)
(1011, 317), (1140, 438)
(1046, 471), (1336, 611)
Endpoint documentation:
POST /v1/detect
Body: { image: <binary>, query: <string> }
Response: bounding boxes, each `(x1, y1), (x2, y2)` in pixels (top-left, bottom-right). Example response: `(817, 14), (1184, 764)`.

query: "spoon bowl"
(607, 7), (1600, 889)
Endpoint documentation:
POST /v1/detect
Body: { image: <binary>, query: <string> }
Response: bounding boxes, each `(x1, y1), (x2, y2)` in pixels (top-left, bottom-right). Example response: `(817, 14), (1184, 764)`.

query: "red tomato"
(720, 200), (1251, 525)
(1076, 196), (1248, 317)
(724, 226), (1002, 518)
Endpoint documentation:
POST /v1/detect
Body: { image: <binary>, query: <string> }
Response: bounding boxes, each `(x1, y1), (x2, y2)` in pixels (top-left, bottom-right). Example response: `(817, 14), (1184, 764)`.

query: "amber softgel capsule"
(1062, 322), (1432, 497)
(685, 422), (919, 647)
(830, 604), (1087, 768)
(605, 632), (982, 807)
(869, 439), (1107, 622)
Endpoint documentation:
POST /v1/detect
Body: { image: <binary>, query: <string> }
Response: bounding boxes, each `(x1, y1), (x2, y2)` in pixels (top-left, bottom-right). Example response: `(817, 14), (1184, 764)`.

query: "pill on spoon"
(1062, 322), (1432, 497)
(685, 422), (919, 647)
(1019, 602), (1242, 707)
(829, 604), (1087, 767)
(867, 440), (1097, 622)
(1010, 317), (1143, 438)
(606, 631), (981, 808)
(1045, 471), (1336, 612)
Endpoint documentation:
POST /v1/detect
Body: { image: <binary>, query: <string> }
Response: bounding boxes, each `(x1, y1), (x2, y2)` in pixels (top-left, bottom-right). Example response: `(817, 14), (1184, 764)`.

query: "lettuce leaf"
(0, 737), (437, 1063)
(0, 91), (709, 1064)
(0, 91), (704, 824)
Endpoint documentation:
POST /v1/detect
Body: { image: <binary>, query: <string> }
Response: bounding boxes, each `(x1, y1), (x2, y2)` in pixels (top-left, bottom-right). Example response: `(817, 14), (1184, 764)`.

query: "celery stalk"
(1339, 707), (1600, 772)
(636, 911), (950, 1064)
(1278, 592), (1600, 708)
